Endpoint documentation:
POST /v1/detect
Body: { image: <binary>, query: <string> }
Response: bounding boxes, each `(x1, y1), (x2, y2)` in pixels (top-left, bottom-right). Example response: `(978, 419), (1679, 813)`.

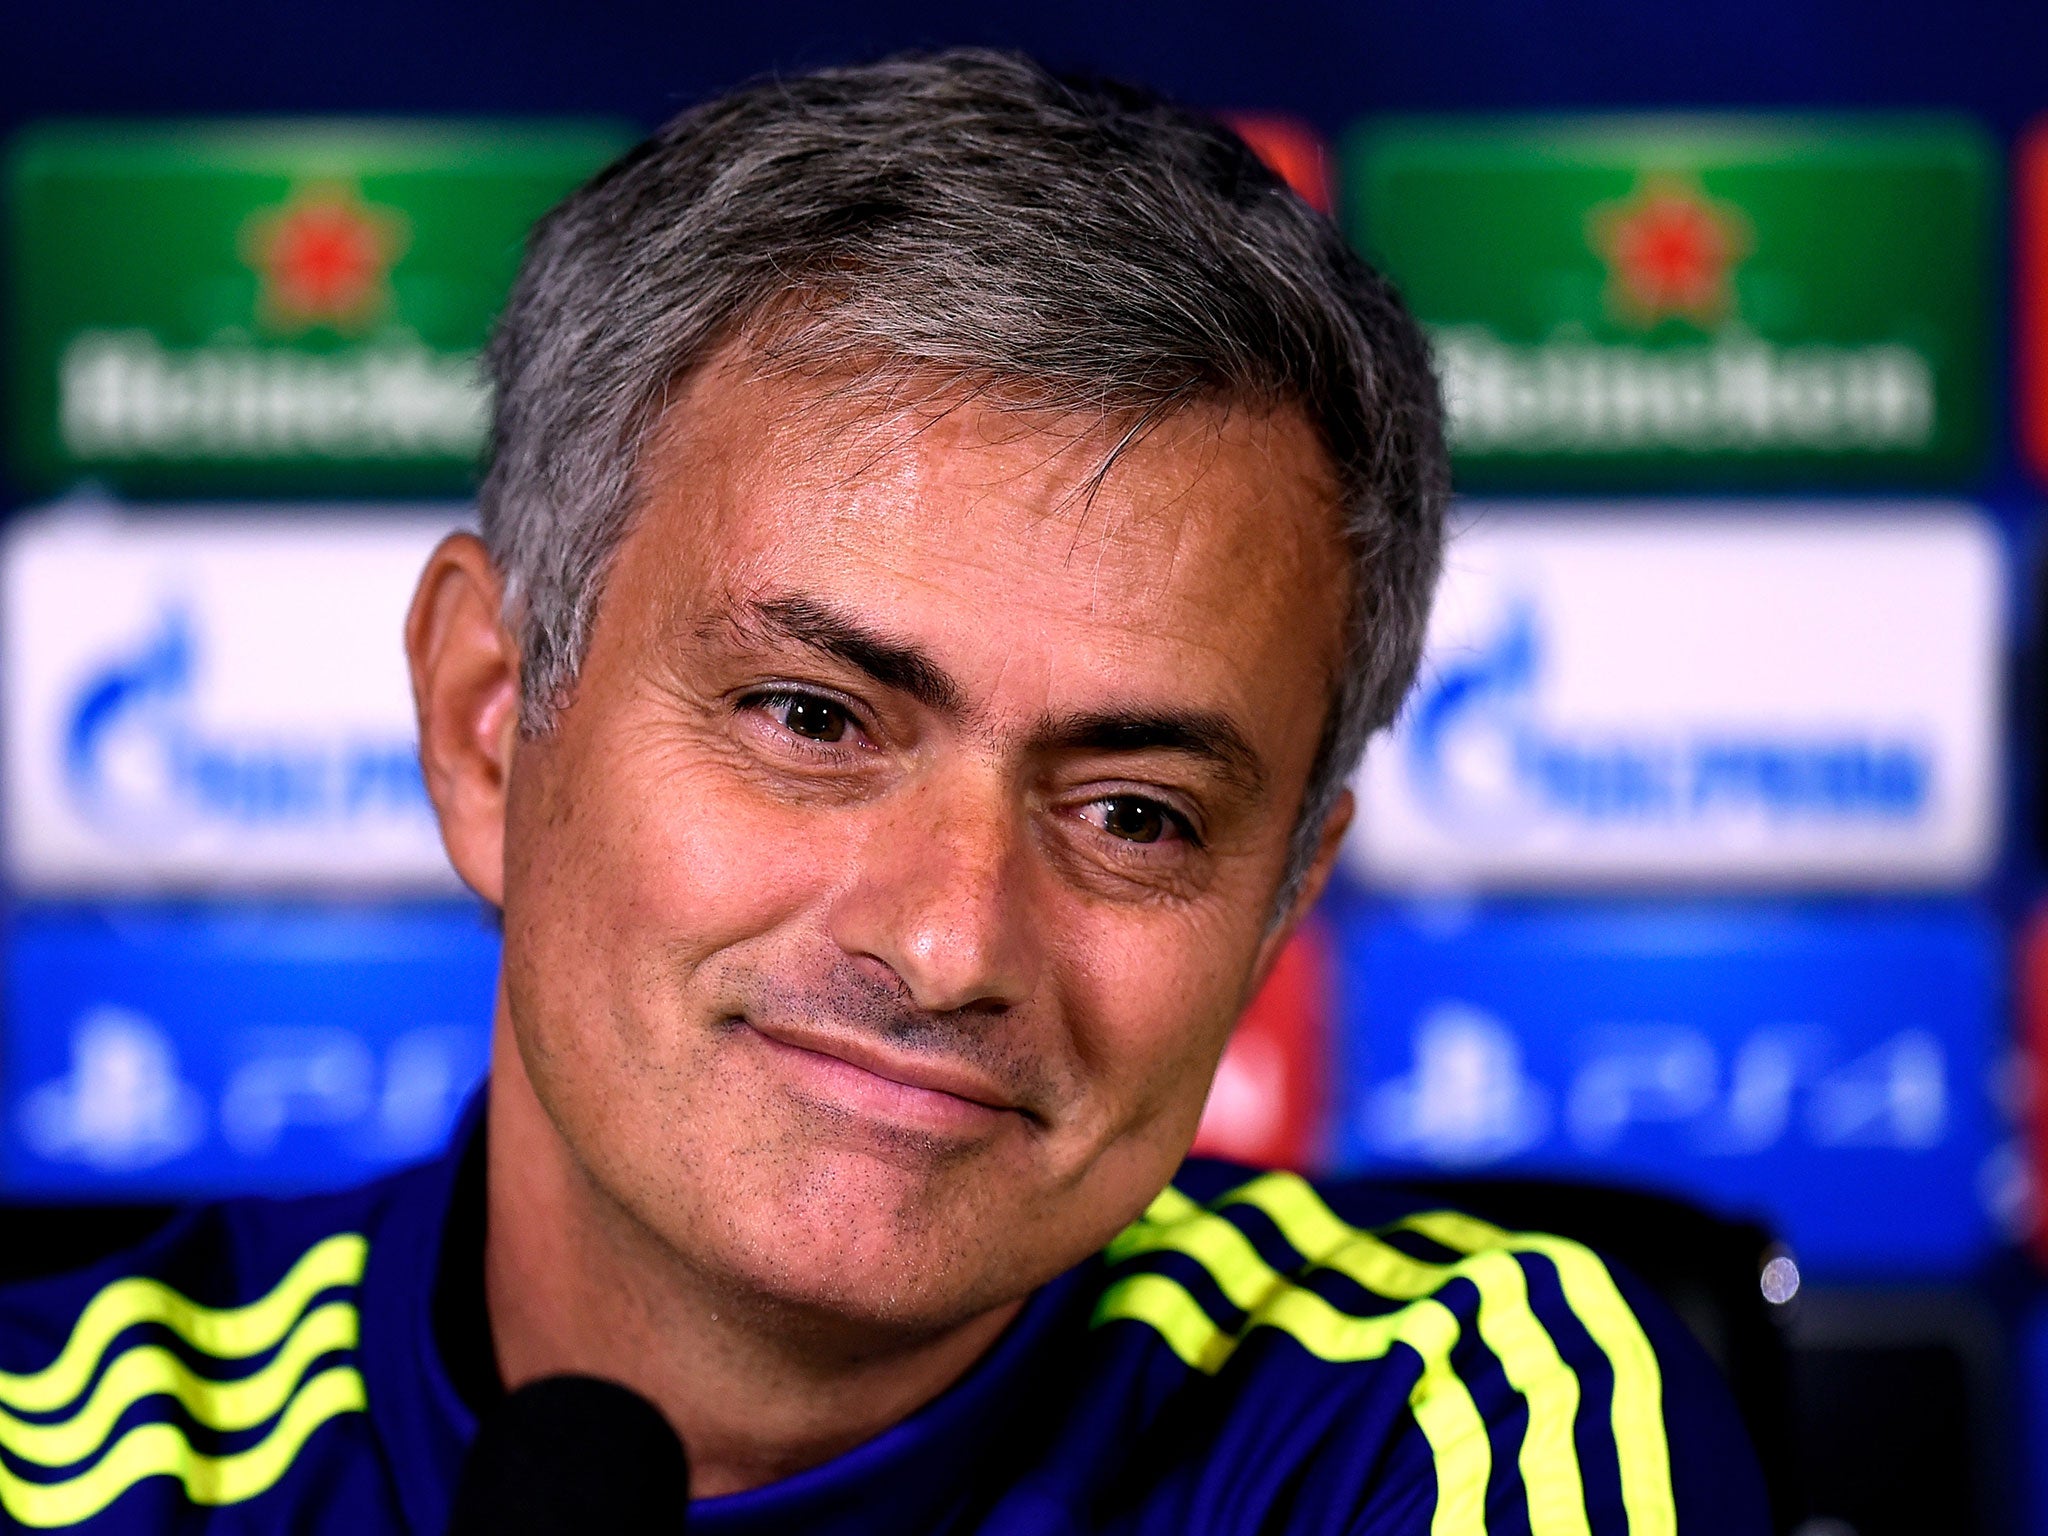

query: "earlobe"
(405, 531), (522, 906)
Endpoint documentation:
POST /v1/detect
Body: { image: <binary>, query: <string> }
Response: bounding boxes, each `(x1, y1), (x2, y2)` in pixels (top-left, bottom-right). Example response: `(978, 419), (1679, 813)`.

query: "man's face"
(486, 357), (1351, 1331)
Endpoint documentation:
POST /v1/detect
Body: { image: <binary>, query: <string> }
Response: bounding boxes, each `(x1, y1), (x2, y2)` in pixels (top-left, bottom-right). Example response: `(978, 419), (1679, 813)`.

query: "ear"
(406, 531), (522, 907)
(1245, 786), (1354, 994)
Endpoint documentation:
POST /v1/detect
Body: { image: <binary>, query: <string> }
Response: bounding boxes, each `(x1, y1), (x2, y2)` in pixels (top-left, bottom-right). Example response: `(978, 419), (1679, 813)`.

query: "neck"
(480, 1023), (1022, 1498)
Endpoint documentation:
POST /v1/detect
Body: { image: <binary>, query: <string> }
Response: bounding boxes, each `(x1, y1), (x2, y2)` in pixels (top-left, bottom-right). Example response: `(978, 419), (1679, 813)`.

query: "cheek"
(503, 725), (829, 1038)
(1055, 906), (1256, 1135)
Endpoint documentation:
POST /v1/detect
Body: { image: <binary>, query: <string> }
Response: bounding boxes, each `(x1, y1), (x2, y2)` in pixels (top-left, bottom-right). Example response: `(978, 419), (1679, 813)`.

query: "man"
(0, 51), (1768, 1533)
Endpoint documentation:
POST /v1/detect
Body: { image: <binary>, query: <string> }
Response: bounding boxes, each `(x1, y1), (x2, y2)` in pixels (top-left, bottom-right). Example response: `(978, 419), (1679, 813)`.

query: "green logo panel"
(8, 121), (632, 496)
(1345, 117), (1995, 488)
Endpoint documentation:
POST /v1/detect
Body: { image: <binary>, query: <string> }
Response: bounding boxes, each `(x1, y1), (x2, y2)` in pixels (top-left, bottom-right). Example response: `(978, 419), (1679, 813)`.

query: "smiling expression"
(491, 353), (1354, 1331)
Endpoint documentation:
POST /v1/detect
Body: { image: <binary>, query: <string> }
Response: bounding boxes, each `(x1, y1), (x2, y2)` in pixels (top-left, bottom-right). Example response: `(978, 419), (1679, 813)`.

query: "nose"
(826, 767), (1040, 1016)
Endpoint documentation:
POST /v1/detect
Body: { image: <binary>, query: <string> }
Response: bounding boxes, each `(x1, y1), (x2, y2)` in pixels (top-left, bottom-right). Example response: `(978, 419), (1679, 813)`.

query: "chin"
(700, 1144), (1034, 1332)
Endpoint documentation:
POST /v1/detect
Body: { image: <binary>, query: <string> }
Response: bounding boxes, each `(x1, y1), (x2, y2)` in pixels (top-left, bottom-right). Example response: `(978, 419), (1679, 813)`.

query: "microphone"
(448, 1375), (690, 1533)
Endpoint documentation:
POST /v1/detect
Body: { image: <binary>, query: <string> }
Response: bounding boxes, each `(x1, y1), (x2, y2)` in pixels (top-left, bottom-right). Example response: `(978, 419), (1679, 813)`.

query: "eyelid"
(743, 681), (868, 719)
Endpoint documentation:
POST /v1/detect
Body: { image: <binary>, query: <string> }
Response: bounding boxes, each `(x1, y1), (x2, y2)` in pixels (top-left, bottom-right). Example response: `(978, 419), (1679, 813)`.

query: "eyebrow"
(732, 593), (1269, 795)
(739, 595), (965, 713)
(1041, 709), (1268, 796)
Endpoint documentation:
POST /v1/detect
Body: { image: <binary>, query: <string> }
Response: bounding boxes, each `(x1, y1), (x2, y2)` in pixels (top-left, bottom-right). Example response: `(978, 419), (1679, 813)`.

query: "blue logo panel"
(1329, 898), (2007, 1276)
(1407, 599), (1931, 829)
(65, 606), (430, 835)
(2, 904), (499, 1196)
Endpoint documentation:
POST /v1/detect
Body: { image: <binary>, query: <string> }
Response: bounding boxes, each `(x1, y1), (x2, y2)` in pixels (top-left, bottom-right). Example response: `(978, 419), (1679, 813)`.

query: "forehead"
(624, 355), (1351, 708)
(634, 354), (1343, 618)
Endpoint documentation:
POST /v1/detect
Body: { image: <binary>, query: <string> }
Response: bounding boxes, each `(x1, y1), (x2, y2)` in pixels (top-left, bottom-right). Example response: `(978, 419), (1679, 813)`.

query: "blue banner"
(1328, 898), (2008, 1276)
(2, 904), (499, 1197)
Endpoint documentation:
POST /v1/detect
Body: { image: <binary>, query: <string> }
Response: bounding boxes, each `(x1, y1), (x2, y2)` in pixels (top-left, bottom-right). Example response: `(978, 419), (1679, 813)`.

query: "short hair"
(479, 48), (1448, 907)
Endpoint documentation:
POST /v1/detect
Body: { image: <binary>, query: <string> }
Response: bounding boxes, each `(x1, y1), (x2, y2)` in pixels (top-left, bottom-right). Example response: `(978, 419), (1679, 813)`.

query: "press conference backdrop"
(4, 4), (2048, 1533)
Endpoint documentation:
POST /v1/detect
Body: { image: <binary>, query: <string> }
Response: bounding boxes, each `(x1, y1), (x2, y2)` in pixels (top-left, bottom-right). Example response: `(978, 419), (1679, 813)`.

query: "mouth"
(740, 1020), (1024, 1142)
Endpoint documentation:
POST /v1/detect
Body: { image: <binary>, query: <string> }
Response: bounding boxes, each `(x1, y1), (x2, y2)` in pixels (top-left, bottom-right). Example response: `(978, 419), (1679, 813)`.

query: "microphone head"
(449, 1374), (689, 1533)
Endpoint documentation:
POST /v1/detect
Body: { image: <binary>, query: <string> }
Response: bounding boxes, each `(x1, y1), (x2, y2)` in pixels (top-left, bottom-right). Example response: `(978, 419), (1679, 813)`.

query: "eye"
(1083, 794), (1189, 846)
(753, 690), (857, 744)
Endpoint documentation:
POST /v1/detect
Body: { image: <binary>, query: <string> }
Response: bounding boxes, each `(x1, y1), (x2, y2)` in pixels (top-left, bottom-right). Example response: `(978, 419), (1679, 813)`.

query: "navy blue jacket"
(0, 1111), (1769, 1532)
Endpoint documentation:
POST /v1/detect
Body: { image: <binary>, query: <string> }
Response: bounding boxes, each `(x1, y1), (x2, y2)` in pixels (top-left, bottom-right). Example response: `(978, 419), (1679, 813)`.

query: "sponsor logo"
(59, 184), (472, 461)
(241, 180), (409, 335)
(1407, 599), (1931, 833)
(1441, 172), (1932, 456)
(1364, 1005), (1948, 1167)
(62, 606), (427, 839)
(1333, 901), (2005, 1274)
(1437, 165), (1935, 455)
(59, 330), (486, 461)
(3, 509), (460, 891)
(1352, 507), (2001, 888)
(18, 1006), (205, 1172)
(17, 1005), (484, 1177)
(1365, 1000), (1550, 1166)
(3, 907), (498, 1194)
(1434, 326), (1934, 456)
(1347, 118), (1991, 479)
(1588, 173), (1751, 328)
(9, 122), (628, 490)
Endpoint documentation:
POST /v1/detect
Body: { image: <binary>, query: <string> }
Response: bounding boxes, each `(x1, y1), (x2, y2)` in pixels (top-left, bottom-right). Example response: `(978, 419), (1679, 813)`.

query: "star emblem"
(1586, 173), (1752, 329)
(240, 181), (410, 334)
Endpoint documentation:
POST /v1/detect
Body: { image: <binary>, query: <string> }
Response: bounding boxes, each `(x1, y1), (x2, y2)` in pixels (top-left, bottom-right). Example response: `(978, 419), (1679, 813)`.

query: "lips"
(742, 1020), (1023, 1140)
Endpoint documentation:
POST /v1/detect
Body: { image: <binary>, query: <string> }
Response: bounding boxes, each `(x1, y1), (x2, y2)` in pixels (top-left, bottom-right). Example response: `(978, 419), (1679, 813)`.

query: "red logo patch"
(1587, 172), (1753, 329)
(240, 181), (410, 335)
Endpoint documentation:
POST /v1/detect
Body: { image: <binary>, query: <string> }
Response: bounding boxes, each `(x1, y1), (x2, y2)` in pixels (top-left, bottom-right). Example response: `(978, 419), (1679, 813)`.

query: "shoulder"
(0, 1179), (398, 1531)
(1082, 1161), (1770, 1535)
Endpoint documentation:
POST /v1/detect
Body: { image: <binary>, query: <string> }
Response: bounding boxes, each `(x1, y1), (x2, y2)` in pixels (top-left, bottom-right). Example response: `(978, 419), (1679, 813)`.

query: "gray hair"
(479, 49), (1447, 908)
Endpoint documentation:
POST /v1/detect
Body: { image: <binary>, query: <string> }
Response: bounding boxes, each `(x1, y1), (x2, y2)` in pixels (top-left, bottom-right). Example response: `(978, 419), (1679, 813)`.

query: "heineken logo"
(10, 122), (630, 491)
(49, 178), (479, 462)
(1348, 119), (1990, 479)
(1434, 167), (1931, 458)
(1434, 328), (1933, 454)
(1588, 174), (1752, 330)
(46, 173), (480, 469)
(240, 181), (410, 336)
(59, 331), (486, 460)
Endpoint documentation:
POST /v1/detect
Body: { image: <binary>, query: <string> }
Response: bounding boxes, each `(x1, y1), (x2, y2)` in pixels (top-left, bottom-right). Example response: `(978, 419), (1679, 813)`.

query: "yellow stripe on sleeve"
(1227, 1175), (1592, 1536)
(0, 1234), (368, 1416)
(1097, 1188), (1492, 1536)
(0, 1302), (358, 1471)
(1094, 1271), (1240, 1374)
(0, 1365), (366, 1529)
(1403, 1210), (1677, 1536)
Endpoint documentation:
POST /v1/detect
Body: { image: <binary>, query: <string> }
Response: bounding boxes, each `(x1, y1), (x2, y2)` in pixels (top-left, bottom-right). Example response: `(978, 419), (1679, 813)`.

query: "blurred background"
(1, 2), (2042, 1531)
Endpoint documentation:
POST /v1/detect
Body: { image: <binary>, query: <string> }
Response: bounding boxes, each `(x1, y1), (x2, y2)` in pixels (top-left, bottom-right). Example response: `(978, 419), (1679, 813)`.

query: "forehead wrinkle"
(735, 344), (1158, 514)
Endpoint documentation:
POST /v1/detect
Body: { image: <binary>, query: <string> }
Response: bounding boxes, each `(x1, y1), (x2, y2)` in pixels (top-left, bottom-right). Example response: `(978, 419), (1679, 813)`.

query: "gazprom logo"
(63, 606), (429, 837)
(1407, 599), (1933, 831)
